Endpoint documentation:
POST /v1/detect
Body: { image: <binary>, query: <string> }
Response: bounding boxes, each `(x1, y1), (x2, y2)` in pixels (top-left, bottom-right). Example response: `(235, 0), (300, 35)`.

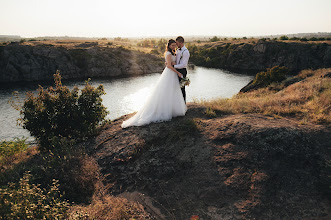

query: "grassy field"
(198, 68), (331, 125)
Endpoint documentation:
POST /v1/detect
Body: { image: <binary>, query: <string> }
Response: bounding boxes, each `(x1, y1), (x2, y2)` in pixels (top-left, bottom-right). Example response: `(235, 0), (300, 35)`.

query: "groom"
(174, 36), (190, 103)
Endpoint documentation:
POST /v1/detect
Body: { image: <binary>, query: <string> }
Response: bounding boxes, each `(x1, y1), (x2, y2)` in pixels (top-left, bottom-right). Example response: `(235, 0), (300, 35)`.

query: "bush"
(279, 35), (289, 40)
(309, 37), (318, 41)
(300, 37), (308, 41)
(20, 71), (108, 150)
(210, 36), (220, 42)
(0, 172), (70, 219)
(253, 66), (288, 86)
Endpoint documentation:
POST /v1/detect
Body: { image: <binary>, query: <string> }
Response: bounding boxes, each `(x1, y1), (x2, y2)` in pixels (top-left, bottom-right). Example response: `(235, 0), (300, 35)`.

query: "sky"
(0, 0), (330, 38)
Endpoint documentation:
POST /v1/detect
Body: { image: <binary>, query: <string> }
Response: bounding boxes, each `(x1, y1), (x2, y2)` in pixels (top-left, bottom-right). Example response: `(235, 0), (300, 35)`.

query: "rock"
(83, 104), (331, 219)
(190, 41), (331, 74)
(0, 44), (164, 83)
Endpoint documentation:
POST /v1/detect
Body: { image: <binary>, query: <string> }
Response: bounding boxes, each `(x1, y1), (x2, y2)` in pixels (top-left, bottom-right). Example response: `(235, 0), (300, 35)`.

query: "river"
(0, 66), (253, 141)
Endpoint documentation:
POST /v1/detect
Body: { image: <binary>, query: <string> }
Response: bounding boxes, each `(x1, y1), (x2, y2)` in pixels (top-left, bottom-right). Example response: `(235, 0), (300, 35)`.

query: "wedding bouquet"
(180, 77), (190, 88)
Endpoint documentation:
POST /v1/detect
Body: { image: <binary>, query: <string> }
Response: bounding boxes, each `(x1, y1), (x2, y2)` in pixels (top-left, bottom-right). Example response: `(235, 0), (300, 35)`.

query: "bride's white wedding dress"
(121, 51), (187, 128)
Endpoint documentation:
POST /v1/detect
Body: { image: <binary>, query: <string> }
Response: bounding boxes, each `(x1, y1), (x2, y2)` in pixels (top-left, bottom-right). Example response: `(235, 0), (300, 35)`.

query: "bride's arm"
(166, 54), (183, 78)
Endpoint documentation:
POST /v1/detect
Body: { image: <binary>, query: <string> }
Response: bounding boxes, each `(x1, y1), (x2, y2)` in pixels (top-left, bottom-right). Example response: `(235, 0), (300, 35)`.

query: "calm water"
(0, 67), (253, 141)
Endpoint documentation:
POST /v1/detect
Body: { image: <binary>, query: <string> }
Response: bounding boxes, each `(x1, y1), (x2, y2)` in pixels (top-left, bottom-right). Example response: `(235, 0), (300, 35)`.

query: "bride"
(121, 39), (187, 128)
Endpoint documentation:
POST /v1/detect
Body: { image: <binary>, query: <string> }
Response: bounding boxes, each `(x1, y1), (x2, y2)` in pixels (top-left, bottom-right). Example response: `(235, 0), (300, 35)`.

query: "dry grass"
(0, 144), (38, 172)
(22, 39), (156, 54)
(198, 68), (331, 125)
(68, 194), (151, 220)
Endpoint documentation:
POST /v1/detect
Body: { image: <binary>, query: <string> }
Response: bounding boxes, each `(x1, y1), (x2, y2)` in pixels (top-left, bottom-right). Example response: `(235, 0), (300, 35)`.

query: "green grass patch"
(0, 137), (28, 162)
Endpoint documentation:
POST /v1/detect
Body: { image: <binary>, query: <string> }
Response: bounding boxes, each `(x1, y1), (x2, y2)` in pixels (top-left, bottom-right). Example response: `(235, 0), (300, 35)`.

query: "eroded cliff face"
(0, 43), (164, 83)
(189, 40), (331, 73)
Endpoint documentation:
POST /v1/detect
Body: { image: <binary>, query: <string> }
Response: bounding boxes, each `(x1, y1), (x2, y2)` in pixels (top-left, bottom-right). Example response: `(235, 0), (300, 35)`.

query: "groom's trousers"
(176, 68), (187, 103)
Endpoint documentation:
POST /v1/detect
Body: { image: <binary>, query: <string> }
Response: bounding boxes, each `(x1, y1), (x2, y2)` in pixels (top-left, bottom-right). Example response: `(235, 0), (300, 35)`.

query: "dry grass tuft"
(68, 194), (151, 220)
(198, 68), (331, 124)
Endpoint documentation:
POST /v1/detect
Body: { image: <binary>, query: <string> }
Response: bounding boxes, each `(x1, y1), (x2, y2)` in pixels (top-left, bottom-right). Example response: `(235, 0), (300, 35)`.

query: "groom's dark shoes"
(177, 68), (187, 103)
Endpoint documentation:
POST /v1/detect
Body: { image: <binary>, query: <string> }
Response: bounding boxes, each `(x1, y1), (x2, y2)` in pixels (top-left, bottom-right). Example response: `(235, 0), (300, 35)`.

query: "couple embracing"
(121, 36), (190, 128)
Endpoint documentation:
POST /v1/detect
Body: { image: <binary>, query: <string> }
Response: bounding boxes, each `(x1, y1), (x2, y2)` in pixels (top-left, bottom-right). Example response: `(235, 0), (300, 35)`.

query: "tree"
(210, 36), (220, 42)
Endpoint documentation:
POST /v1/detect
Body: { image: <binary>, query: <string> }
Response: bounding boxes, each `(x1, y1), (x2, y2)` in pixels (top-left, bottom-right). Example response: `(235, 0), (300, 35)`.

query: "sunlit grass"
(0, 138), (29, 165)
(196, 68), (331, 124)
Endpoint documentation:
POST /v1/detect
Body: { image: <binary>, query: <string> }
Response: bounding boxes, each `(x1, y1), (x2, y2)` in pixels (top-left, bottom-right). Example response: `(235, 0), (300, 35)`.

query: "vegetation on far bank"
(3, 34), (330, 57)
(198, 68), (331, 125)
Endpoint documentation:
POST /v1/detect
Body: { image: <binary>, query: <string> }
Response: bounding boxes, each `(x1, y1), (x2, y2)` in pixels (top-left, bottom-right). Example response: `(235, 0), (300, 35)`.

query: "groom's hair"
(176, 36), (184, 43)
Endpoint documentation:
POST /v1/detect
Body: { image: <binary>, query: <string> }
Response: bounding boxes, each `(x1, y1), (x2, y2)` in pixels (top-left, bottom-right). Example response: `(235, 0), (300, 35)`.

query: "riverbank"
(187, 39), (331, 74)
(0, 40), (164, 83)
(2, 39), (331, 84)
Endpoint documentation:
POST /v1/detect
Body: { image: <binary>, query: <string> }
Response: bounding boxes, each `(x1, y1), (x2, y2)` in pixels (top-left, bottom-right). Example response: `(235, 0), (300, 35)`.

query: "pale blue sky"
(0, 0), (330, 37)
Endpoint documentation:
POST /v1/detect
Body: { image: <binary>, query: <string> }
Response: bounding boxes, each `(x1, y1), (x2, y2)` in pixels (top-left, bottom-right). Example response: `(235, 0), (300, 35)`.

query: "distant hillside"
(0, 35), (21, 42)
(187, 39), (331, 74)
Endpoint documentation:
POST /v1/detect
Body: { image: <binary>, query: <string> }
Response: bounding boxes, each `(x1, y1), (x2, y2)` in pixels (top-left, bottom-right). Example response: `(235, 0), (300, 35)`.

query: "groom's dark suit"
(174, 45), (190, 104)
(176, 68), (187, 103)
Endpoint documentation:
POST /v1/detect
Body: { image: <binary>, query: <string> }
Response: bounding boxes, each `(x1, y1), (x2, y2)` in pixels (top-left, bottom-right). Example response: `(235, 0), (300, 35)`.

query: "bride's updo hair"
(165, 39), (176, 56)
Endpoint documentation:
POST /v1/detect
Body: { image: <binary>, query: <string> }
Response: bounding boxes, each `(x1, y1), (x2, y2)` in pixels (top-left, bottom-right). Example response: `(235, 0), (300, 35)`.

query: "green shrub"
(0, 137), (28, 161)
(309, 37), (318, 41)
(0, 171), (70, 219)
(300, 37), (308, 41)
(210, 36), (220, 42)
(253, 66), (288, 86)
(20, 71), (108, 150)
(279, 35), (289, 40)
(205, 107), (217, 117)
